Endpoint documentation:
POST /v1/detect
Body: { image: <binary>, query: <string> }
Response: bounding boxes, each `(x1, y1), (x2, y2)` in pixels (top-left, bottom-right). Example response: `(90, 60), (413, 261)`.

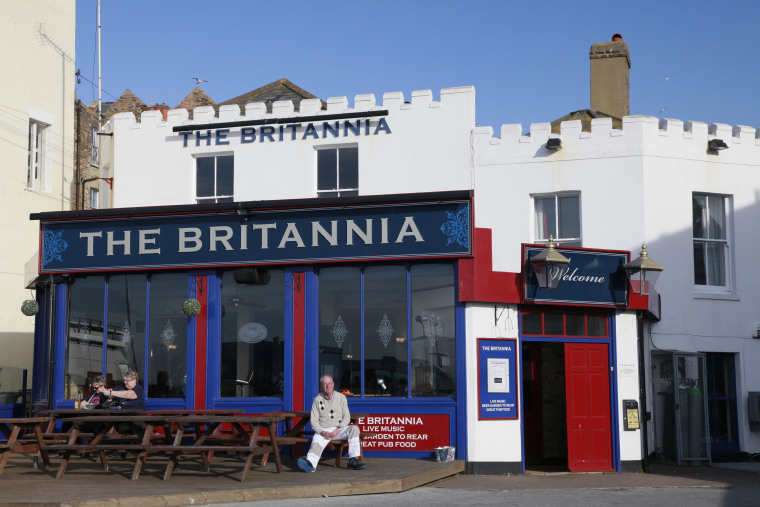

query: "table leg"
(0, 425), (21, 474)
(163, 427), (184, 480)
(131, 423), (153, 481)
(55, 427), (80, 479)
(32, 424), (51, 468)
(240, 424), (259, 482)
(268, 422), (283, 474)
(196, 423), (220, 472)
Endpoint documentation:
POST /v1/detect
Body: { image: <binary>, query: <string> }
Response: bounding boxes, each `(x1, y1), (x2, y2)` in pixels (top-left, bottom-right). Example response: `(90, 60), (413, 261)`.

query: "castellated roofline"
(473, 116), (760, 159)
(107, 86), (476, 130)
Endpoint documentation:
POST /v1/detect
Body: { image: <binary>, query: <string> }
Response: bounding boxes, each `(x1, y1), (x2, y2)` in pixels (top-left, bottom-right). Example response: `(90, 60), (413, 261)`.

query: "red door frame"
(522, 342), (543, 463)
(564, 342), (613, 472)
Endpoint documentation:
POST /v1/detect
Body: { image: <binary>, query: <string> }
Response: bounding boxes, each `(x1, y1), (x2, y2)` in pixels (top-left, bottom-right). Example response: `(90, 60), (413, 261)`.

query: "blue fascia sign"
(524, 245), (628, 306)
(478, 338), (518, 420)
(40, 200), (471, 273)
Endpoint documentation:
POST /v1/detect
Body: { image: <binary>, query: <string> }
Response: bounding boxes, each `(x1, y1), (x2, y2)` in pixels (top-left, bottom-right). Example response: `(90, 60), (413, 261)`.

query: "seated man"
(297, 375), (366, 472)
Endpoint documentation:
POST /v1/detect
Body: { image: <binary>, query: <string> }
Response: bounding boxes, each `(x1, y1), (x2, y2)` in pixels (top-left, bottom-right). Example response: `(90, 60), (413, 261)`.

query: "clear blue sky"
(75, 0), (760, 133)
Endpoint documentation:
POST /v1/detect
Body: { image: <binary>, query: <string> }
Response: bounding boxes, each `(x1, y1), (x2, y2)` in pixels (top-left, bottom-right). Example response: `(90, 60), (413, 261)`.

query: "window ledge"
(692, 291), (740, 301)
(25, 187), (51, 196)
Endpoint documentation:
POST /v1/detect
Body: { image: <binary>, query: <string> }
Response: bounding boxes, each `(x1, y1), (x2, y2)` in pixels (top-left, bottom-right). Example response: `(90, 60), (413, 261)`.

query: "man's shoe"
(347, 458), (366, 470)
(297, 457), (315, 473)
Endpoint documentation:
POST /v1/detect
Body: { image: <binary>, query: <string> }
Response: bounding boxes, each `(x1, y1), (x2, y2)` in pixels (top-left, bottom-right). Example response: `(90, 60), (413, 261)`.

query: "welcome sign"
(39, 200), (471, 273)
(524, 246), (628, 306)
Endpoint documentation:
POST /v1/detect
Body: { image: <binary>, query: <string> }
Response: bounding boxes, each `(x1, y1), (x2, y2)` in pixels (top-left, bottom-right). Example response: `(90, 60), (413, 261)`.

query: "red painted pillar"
(194, 275), (208, 409)
(292, 273), (305, 411)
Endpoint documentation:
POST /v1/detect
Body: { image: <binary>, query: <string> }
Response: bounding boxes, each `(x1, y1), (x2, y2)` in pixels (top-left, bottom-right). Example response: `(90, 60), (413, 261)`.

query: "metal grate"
(652, 352), (710, 465)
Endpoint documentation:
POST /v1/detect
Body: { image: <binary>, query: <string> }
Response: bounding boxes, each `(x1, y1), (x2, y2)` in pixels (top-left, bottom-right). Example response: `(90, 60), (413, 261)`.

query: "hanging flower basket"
(182, 298), (201, 317)
(21, 299), (39, 316)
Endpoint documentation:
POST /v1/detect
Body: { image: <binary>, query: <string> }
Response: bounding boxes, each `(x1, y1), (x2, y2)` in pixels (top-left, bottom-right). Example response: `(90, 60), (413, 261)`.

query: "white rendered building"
(29, 48), (760, 474)
(0, 1), (75, 390)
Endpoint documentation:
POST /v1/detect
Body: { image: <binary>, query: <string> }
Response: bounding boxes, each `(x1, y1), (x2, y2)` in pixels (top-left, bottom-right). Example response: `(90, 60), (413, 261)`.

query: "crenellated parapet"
(473, 115), (760, 164)
(108, 86), (476, 132)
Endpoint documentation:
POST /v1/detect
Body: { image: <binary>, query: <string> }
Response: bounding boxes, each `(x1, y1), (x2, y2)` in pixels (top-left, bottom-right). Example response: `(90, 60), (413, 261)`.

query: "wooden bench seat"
(149, 443), (275, 481)
(47, 443), (149, 453)
(149, 444), (268, 453)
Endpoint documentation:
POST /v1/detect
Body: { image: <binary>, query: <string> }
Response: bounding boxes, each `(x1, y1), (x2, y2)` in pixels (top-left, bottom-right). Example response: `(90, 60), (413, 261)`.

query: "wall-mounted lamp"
(236, 209), (252, 221)
(546, 137), (562, 150)
(529, 236), (571, 289)
(708, 139), (729, 151)
(623, 244), (663, 296)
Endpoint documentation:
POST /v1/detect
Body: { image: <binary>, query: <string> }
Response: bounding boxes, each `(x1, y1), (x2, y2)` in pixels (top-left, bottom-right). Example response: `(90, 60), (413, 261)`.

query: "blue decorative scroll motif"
(440, 207), (470, 248)
(42, 229), (68, 266)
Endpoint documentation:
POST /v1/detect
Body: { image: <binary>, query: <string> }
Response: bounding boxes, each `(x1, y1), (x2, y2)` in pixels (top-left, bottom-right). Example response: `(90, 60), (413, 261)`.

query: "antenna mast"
(97, 0), (102, 128)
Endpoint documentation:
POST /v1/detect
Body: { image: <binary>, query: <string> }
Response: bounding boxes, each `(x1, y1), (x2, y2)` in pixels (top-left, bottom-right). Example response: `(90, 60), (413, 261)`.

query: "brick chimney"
(589, 34), (630, 118)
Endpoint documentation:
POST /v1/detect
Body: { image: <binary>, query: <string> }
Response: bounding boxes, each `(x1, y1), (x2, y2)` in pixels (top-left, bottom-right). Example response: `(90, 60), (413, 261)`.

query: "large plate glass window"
(147, 273), (188, 398)
(196, 154), (234, 203)
(63, 273), (190, 401)
(318, 267), (362, 395)
(220, 269), (285, 398)
(106, 275), (147, 390)
(317, 147), (358, 197)
(693, 193), (731, 291)
(534, 193), (581, 246)
(317, 263), (455, 398)
(64, 276), (105, 399)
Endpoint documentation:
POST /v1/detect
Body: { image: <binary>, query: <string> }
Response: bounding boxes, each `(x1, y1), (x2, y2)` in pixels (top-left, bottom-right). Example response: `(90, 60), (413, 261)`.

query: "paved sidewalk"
(1, 453), (758, 507)
(430, 462), (760, 491)
(214, 462), (760, 507)
(0, 454), (462, 506)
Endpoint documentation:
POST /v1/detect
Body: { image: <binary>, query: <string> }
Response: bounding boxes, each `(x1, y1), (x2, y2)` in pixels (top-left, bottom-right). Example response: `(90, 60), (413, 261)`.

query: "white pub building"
(29, 40), (760, 474)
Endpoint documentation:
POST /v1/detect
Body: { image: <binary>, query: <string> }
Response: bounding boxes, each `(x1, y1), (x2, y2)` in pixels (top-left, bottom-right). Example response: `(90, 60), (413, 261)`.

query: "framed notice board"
(477, 338), (518, 420)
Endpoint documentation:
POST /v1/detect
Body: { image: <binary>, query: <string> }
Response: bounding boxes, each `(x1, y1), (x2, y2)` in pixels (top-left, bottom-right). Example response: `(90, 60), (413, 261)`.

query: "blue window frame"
(706, 352), (740, 453)
(315, 263), (457, 399)
(61, 273), (193, 407)
(205, 269), (295, 413)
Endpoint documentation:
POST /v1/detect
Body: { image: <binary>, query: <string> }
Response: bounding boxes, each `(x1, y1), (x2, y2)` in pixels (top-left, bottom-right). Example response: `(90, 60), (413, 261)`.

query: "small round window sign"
(238, 322), (267, 344)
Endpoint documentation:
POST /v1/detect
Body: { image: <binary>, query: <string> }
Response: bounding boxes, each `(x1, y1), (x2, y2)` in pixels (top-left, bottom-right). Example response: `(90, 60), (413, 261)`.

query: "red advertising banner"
(354, 414), (450, 451)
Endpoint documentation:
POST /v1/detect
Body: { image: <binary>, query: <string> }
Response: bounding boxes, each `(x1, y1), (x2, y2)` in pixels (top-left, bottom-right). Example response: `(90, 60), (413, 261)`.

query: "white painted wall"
(615, 312), (643, 462)
(0, 1), (75, 375)
(473, 116), (760, 455)
(107, 87), (475, 208)
(465, 304), (523, 464)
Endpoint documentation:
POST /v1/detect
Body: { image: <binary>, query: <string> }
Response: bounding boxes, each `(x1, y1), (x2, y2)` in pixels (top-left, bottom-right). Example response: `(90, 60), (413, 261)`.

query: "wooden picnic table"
(0, 417), (52, 473)
(149, 415), (286, 481)
(38, 408), (144, 432)
(53, 415), (172, 480)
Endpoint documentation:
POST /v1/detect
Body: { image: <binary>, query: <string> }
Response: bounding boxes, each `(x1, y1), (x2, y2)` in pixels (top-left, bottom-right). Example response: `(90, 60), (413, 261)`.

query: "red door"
(564, 343), (613, 472)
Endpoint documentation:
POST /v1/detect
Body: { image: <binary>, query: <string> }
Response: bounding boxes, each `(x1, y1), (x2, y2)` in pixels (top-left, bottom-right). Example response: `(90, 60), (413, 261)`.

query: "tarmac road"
(215, 462), (760, 507)
(217, 485), (760, 507)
